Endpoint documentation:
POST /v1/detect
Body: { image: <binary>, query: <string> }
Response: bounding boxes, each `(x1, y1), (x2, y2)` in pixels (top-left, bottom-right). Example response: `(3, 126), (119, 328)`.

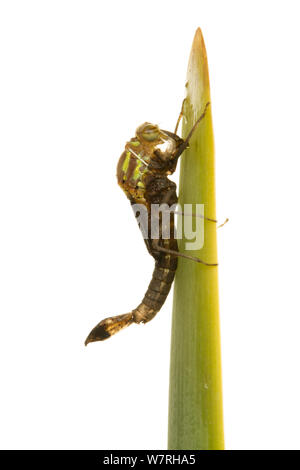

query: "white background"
(1, 0), (300, 450)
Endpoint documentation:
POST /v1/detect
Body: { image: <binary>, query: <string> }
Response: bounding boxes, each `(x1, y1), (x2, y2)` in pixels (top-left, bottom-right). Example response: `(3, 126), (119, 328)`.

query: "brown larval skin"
(85, 103), (210, 344)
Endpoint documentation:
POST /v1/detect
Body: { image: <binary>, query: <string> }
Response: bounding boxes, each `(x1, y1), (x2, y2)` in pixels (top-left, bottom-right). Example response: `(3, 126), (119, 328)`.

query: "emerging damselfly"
(85, 101), (224, 344)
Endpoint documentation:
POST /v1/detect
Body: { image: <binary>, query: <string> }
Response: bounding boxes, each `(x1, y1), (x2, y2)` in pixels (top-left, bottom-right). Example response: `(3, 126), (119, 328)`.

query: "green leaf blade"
(168, 28), (224, 450)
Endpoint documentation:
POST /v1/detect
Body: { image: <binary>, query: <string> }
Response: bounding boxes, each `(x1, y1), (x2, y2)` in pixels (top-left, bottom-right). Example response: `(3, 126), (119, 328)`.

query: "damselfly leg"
(174, 98), (186, 134)
(152, 240), (218, 266)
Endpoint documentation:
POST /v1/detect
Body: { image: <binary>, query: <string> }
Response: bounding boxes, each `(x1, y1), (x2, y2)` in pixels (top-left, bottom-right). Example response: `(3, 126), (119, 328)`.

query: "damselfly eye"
(136, 123), (160, 142)
(142, 126), (159, 141)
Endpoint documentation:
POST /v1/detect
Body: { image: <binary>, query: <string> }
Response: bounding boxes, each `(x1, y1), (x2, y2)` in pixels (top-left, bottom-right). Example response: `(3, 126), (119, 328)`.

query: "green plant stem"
(168, 28), (224, 450)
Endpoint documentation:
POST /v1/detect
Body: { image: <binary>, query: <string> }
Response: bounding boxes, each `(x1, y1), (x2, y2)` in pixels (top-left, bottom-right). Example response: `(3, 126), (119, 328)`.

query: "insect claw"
(217, 217), (229, 229)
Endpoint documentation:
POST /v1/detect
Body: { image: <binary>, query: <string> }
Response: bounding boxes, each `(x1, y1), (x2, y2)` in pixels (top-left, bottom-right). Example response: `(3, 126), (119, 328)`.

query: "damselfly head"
(136, 123), (160, 143)
(136, 123), (179, 160)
